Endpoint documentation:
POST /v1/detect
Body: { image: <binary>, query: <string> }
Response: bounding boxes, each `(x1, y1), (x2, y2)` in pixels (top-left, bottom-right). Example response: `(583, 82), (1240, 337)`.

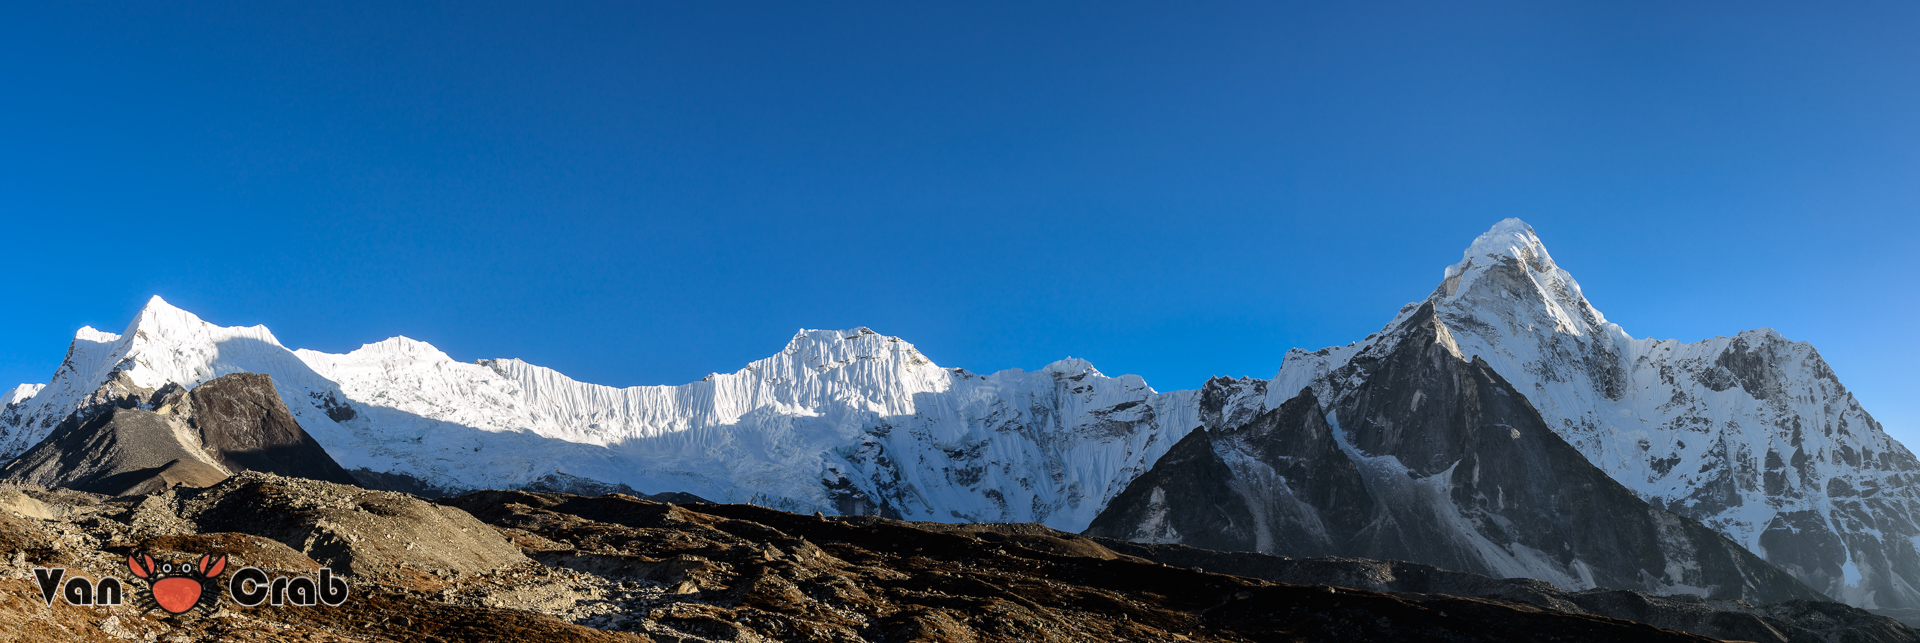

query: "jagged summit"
(124, 295), (288, 349)
(1435, 219), (1614, 343)
(1453, 218), (1556, 270)
(789, 326), (879, 343)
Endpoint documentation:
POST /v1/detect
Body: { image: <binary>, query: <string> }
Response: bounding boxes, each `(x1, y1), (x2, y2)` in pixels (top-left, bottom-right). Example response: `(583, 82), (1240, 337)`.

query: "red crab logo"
(126, 551), (227, 615)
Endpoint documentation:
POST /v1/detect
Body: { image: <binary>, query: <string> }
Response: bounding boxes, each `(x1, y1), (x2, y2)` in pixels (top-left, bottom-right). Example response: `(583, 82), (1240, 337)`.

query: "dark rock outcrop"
(186, 372), (356, 485)
(0, 372), (354, 494)
(1088, 302), (1825, 606)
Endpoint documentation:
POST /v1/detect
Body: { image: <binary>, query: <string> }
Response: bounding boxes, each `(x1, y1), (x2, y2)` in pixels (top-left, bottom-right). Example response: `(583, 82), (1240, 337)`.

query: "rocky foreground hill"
(2, 472), (1913, 642)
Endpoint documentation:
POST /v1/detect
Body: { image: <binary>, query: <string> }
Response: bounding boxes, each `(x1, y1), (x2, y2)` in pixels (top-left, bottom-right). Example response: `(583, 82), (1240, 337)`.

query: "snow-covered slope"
(0, 384), (40, 408)
(0, 298), (1199, 531)
(1272, 219), (1920, 609)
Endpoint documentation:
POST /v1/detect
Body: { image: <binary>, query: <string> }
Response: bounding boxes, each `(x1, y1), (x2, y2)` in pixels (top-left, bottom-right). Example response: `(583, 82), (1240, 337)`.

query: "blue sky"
(4, 2), (1917, 441)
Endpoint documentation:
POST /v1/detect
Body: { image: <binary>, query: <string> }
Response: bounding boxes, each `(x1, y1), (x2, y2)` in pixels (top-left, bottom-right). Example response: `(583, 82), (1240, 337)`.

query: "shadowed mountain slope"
(1089, 303), (1823, 606)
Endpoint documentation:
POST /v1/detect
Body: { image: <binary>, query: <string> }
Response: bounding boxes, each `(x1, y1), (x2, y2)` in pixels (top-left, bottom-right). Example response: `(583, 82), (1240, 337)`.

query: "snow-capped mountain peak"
(1453, 217), (1557, 273)
(1437, 219), (1614, 342)
(0, 296), (319, 457)
(2, 307), (1200, 531)
(1274, 218), (1920, 610)
(326, 335), (456, 361)
(1, 384), (41, 408)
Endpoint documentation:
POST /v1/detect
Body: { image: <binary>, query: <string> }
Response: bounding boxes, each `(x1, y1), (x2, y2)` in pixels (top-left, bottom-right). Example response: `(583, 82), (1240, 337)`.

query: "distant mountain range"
(4, 219), (1914, 613)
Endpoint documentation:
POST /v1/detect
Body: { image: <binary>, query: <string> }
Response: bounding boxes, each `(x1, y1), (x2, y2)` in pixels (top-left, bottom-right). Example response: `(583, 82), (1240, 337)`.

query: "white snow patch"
(1, 384), (42, 408)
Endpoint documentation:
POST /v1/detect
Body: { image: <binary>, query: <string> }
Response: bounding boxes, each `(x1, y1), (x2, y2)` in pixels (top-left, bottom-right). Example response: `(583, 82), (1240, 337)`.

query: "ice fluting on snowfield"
(1272, 219), (1920, 610)
(0, 297), (1201, 531)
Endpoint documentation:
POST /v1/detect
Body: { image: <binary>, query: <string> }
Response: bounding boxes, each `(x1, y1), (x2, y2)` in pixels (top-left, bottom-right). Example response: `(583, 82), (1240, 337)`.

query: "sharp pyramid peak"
(1423, 220), (1614, 341)
(122, 295), (285, 348)
(1449, 218), (1558, 278)
(125, 295), (204, 334)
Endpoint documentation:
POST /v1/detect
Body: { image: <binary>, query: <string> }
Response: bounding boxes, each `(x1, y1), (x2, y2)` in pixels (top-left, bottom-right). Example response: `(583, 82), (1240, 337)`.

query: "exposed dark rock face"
(187, 372), (356, 486)
(1088, 303), (1825, 606)
(1088, 384), (1373, 558)
(1198, 375), (1268, 431)
(0, 372), (355, 494)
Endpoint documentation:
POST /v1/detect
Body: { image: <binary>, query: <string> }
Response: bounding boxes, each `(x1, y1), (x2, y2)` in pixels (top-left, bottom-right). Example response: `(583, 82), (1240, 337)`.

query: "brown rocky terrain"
(2, 471), (1913, 642)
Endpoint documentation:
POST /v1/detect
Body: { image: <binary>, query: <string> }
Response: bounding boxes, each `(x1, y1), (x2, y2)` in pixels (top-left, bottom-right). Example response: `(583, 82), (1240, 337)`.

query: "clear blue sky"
(4, 3), (1917, 441)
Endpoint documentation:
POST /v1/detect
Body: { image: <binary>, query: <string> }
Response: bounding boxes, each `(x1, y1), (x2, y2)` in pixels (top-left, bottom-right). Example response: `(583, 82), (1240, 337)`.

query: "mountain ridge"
(2, 219), (1912, 611)
(0, 297), (1203, 531)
